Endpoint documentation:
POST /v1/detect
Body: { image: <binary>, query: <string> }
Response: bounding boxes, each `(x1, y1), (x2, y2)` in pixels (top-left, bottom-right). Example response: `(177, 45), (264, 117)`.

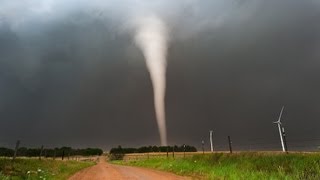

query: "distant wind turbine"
(209, 130), (214, 152)
(273, 106), (287, 152)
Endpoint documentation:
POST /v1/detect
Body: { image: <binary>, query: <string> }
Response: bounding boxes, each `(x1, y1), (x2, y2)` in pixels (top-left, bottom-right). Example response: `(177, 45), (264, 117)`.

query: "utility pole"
(210, 130), (214, 152)
(13, 140), (20, 161)
(228, 136), (233, 154)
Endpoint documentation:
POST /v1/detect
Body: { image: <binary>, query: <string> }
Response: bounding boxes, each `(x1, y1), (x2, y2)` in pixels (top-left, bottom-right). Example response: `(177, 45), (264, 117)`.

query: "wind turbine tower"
(273, 106), (287, 152)
(209, 130), (214, 152)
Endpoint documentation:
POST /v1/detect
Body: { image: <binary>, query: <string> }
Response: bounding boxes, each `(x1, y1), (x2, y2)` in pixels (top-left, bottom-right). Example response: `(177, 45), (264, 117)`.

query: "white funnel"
(134, 16), (169, 146)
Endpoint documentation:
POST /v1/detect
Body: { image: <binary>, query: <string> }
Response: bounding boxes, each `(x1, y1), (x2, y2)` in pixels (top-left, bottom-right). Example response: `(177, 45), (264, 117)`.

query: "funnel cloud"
(134, 16), (169, 146)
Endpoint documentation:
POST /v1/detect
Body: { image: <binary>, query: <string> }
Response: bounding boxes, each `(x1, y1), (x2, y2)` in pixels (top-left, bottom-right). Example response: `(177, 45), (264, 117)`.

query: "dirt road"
(68, 157), (190, 180)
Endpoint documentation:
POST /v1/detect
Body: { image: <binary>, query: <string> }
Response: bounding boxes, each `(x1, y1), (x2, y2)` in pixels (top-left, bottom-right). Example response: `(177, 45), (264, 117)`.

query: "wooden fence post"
(39, 145), (44, 160)
(166, 146), (169, 158)
(228, 136), (233, 154)
(12, 140), (20, 161)
(172, 146), (175, 158)
(62, 150), (65, 160)
(53, 149), (56, 160)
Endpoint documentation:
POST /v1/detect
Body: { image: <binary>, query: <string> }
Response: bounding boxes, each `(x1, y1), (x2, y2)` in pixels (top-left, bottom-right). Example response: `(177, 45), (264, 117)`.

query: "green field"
(0, 158), (95, 180)
(112, 152), (320, 179)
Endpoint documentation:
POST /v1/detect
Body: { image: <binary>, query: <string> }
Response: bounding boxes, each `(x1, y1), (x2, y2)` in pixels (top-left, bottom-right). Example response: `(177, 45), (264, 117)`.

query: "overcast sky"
(1, 0), (320, 150)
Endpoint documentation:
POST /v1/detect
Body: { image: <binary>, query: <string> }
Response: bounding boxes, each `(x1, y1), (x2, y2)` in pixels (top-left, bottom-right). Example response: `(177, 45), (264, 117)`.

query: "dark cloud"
(0, 0), (320, 150)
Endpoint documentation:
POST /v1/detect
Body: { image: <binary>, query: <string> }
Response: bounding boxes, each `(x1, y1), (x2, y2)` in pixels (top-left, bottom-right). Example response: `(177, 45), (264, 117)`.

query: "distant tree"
(0, 146), (103, 157)
(0, 147), (14, 157)
(109, 145), (197, 155)
(152, 146), (159, 152)
(17, 147), (28, 156)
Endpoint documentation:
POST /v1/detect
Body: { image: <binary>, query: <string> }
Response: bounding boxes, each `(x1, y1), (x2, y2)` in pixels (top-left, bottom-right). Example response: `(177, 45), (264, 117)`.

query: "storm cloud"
(0, 0), (320, 150)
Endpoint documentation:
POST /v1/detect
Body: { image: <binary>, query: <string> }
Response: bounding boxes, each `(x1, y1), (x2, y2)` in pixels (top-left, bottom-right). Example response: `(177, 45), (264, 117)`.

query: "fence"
(122, 152), (212, 161)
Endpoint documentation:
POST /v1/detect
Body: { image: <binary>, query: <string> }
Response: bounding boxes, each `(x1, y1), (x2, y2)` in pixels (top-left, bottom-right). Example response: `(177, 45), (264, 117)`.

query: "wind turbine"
(273, 106), (286, 152)
(209, 130), (214, 152)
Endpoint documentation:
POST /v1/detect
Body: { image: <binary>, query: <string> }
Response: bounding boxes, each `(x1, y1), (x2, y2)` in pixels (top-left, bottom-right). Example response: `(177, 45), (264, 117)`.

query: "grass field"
(113, 152), (320, 179)
(0, 158), (95, 180)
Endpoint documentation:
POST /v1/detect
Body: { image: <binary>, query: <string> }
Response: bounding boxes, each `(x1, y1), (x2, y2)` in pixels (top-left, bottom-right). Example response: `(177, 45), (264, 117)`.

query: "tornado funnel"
(134, 16), (169, 146)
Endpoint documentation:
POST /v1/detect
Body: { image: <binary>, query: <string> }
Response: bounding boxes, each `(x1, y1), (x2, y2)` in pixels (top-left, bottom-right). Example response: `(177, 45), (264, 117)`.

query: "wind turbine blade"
(277, 106), (284, 123)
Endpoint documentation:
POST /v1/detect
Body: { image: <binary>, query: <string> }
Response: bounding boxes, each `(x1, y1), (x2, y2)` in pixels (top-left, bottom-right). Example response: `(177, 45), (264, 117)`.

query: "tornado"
(134, 16), (169, 146)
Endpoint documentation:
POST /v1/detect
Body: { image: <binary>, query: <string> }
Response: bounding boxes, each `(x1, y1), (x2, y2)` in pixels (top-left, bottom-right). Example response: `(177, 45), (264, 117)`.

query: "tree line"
(110, 145), (197, 154)
(0, 147), (103, 157)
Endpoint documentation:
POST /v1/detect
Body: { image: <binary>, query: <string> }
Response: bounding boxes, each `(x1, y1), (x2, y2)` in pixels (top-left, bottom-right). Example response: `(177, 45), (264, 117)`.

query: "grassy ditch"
(0, 158), (95, 179)
(112, 152), (320, 179)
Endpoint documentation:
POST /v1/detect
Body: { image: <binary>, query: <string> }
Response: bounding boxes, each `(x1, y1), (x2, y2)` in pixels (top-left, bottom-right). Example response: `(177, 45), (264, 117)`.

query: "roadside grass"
(112, 152), (320, 179)
(0, 158), (95, 180)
